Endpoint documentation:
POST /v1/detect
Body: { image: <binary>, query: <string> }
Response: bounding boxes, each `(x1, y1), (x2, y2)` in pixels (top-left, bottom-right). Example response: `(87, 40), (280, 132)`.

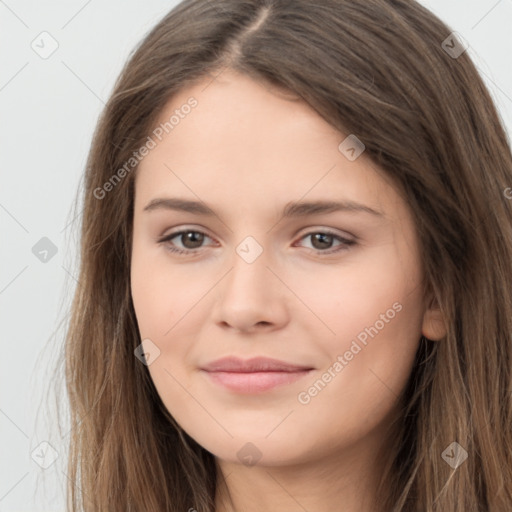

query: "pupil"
(183, 231), (204, 248)
(312, 233), (332, 249)
(179, 232), (334, 250)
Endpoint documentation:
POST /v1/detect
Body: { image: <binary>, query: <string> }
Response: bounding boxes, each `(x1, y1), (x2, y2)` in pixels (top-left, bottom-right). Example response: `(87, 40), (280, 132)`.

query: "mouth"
(199, 356), (314, 393)
(201, 369), (313, 393)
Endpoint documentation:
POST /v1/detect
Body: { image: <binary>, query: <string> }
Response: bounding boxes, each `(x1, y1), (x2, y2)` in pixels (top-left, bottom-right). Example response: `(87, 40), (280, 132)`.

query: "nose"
(212, 242), (289, 333)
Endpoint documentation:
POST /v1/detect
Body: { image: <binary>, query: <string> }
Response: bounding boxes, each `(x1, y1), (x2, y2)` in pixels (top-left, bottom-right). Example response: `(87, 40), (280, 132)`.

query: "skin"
(130, 68), (446, 512)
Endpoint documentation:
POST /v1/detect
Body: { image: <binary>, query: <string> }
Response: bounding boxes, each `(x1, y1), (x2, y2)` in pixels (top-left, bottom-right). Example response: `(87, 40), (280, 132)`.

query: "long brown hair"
(62, 0), (512, 510)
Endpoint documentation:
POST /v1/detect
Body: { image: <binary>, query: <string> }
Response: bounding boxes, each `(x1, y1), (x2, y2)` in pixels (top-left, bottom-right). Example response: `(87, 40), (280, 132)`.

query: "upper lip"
(200, 356), (313, 373)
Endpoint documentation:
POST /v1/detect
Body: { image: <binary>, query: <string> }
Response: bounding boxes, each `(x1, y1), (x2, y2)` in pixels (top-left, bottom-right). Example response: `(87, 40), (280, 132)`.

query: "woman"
(63, 0), (512, 510)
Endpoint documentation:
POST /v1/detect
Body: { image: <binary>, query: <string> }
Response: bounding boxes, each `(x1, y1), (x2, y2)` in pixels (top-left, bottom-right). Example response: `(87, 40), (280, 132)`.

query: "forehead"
(134, 70), (401, 220)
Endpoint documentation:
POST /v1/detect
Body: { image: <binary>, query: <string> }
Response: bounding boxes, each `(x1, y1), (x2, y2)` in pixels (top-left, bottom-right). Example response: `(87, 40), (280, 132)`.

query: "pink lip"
(200, 356), (314, 393)
(201, 356), (313, 373)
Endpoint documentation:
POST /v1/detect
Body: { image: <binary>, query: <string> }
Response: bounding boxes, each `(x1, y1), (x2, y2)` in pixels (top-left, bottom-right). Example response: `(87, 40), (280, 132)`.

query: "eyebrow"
(143, 197), (384, 218)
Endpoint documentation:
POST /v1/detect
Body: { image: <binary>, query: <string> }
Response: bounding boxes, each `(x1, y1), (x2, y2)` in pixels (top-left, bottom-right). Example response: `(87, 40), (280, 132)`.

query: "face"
(130, 69), (445, 467)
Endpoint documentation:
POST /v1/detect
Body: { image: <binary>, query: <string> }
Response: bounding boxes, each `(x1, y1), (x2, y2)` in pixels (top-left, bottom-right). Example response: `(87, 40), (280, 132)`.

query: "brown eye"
(310, 233), (335, 250)
(297, 230), (356, 255)
(158, 229), (213, 255)
(178, 231), (205, 249)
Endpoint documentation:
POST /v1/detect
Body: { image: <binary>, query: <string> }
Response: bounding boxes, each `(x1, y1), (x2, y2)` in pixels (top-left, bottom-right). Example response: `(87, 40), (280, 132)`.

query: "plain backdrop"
(1, 1), (511, 510)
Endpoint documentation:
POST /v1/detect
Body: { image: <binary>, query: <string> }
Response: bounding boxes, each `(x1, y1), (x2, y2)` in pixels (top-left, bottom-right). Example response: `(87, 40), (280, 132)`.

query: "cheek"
(301, 303), (421, 444)
(130, 256), (202, 426)
(130, 243), (210, 395)
(291, 240), (422, 344)
(290, 302), (422, 458)
(291, 247), (423, 417)
(130, 241), (202, 337)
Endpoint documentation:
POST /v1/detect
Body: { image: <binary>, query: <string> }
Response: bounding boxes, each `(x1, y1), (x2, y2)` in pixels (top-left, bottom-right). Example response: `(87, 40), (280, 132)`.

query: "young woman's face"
(130, 69), (444, 467)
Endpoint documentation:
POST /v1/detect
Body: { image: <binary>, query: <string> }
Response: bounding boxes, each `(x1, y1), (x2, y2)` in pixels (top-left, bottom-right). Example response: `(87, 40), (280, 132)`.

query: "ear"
(421, 298), (447, 341)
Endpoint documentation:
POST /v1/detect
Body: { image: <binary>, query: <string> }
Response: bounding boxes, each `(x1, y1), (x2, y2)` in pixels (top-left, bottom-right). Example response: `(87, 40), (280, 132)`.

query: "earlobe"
(421, 307), (447, 341)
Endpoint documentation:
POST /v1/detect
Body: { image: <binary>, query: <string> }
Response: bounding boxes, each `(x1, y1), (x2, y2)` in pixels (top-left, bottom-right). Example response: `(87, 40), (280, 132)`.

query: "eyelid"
(157, 224), (214, 239)
(294, 225), (356, 241)
(292, 228), (356, 254)
(159, 225), (355, 241)
(158, 225), (357, 255)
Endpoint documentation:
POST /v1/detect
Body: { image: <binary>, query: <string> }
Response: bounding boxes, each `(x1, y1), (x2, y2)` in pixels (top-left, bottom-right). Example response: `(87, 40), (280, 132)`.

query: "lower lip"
(201, 370), (313, 393)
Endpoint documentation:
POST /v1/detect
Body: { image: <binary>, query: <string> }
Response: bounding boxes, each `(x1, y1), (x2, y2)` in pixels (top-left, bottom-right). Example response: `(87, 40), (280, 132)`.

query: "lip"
(200, 356), (313, 373)
(200, 356), (314, 393)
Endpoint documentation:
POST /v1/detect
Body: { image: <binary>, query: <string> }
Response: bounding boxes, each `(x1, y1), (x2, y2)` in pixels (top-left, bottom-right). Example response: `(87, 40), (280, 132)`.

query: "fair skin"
(130, 68), (446, 512)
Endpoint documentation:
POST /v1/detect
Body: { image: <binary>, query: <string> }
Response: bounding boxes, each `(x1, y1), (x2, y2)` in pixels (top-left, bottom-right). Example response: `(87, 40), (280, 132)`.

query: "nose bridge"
(228, 234), (272, 293)
(212, 233), (287, 330)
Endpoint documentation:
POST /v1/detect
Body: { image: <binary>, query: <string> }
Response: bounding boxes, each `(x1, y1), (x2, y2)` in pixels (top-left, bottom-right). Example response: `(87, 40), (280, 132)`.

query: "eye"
(295, 230), (356, 255)
(157, 229), (215, 255)
(157, 228), (356, 256)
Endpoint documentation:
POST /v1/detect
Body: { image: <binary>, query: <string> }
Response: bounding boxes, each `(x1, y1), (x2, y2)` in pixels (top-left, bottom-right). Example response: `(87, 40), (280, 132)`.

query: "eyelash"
(157, 228), (356, 257)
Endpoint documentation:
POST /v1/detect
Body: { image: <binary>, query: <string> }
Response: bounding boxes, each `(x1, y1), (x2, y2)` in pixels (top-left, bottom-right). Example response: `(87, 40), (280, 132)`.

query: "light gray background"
(1, 1), (511, 510)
